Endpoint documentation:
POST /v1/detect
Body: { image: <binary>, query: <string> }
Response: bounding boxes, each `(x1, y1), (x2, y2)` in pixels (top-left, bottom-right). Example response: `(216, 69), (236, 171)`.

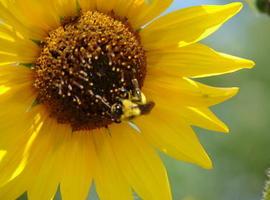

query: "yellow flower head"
(0, 0), (254, 199)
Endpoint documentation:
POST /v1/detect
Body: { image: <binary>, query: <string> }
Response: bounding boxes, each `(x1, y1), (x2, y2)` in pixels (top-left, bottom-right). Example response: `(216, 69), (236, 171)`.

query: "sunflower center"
(33, 11), (147, 131)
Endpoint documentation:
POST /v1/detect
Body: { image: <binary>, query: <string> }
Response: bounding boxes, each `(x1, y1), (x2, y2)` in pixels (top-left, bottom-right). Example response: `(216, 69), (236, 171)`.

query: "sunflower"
(0, 0), (254, 199)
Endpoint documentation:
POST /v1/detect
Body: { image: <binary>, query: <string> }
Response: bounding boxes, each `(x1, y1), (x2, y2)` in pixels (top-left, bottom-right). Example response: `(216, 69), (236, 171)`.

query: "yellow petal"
(181, 107), (229, 133)
(96, 0), (117, 13)
(141, 3), (243, 50)
(0, 2), (45, 39)
(0, 118), (69, 200)
(144, 76), (239, 107)
(0, 34), (39, 64)
(110, 123), (172, 200)
(0, 65), (42, 187)
(102, 0), (172, 29)
(0, 16), (39, 64)
(147, 43), (255, 78)
(0, 65), (34, 85)
(0, 151), (6, 163)
(0, 0), (8, 6)
(109, 0), (135, 17)
(27, 158), (60, 200)
(0, 175), (29, 200)
(52, 0), (78, 20)
(126, 0), (172, 29)
(92, 129), (133, 200)
(0, 106), (46, 187)
(135, 109), (213, 169)
(144, 95), (229, 133)
(0, 66), (36, 112)
(26, 118), (70, 200)
(0, 84), (36, 117)
(9, 0), (61, 33)
(60, 132), (93, 200)
(78, 0), (96, 11)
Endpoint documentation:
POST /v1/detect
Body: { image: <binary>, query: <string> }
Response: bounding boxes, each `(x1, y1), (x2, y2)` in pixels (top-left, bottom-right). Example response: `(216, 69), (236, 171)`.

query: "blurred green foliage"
(256, 0), (270, 15)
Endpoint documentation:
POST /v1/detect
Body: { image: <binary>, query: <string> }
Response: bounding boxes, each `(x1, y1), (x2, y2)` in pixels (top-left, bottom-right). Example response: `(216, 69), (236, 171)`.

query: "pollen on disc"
(33, 11), (146, 131)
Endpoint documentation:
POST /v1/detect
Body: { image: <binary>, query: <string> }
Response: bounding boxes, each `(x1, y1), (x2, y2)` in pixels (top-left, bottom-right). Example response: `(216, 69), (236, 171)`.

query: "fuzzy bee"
(96, 76), (155, 125)
(111, 78), (155, 123)
(111, 93), (155, 123)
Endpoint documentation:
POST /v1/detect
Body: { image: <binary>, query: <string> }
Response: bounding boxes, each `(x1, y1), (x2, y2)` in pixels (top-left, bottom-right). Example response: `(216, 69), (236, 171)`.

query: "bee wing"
(139, 101), (155, 115)
(128, 121), (142, 133)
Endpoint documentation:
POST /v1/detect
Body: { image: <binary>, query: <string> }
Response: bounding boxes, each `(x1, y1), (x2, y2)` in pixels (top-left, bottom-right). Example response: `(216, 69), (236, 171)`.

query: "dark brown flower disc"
(33, 11), (146, 131)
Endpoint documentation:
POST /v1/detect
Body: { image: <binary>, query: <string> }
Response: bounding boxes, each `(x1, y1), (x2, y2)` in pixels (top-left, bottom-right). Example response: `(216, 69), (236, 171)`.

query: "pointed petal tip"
(232, 56), (255, 69)
(222, 126), (230, 134)
(197, 152), (213, 170)
(188, 141), (213, 170)
(247, 59), (256, 69)
(227, 2), (243, 13)
(216, 123), (230, 134)
(202, 157), (213, 170)
(219, 53), (256, 70)
(204, 161), (214, 170)
(236, 58), (255, 70)
(227, 87), (240, 98)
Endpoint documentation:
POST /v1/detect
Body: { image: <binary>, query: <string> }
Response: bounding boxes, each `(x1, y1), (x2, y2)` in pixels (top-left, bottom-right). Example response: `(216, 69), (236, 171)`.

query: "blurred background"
(89, 0), (270, 200)
(18, 0), (270, 200)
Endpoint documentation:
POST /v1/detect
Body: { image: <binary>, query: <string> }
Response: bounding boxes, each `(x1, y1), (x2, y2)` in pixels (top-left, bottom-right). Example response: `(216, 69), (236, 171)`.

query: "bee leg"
(95, 95), (122, 122)
(113, 118), (122, 124)
(119, 87), (130, 99)
(95, 95), (111, 109)
(105, 126), (112, 136)
(131, 78), (142, 102)
(130, 69), (142, 100)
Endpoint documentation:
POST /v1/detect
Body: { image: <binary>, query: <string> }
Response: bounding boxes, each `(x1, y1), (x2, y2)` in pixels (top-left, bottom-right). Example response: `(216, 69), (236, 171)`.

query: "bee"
(95, 75), (155, 125)
(111, 78), (155, 123)
(111, 93), (155, 123)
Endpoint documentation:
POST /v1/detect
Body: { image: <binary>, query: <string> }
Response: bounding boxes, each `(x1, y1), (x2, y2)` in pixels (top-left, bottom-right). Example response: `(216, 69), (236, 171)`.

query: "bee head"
(111, 102), (124, 123)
